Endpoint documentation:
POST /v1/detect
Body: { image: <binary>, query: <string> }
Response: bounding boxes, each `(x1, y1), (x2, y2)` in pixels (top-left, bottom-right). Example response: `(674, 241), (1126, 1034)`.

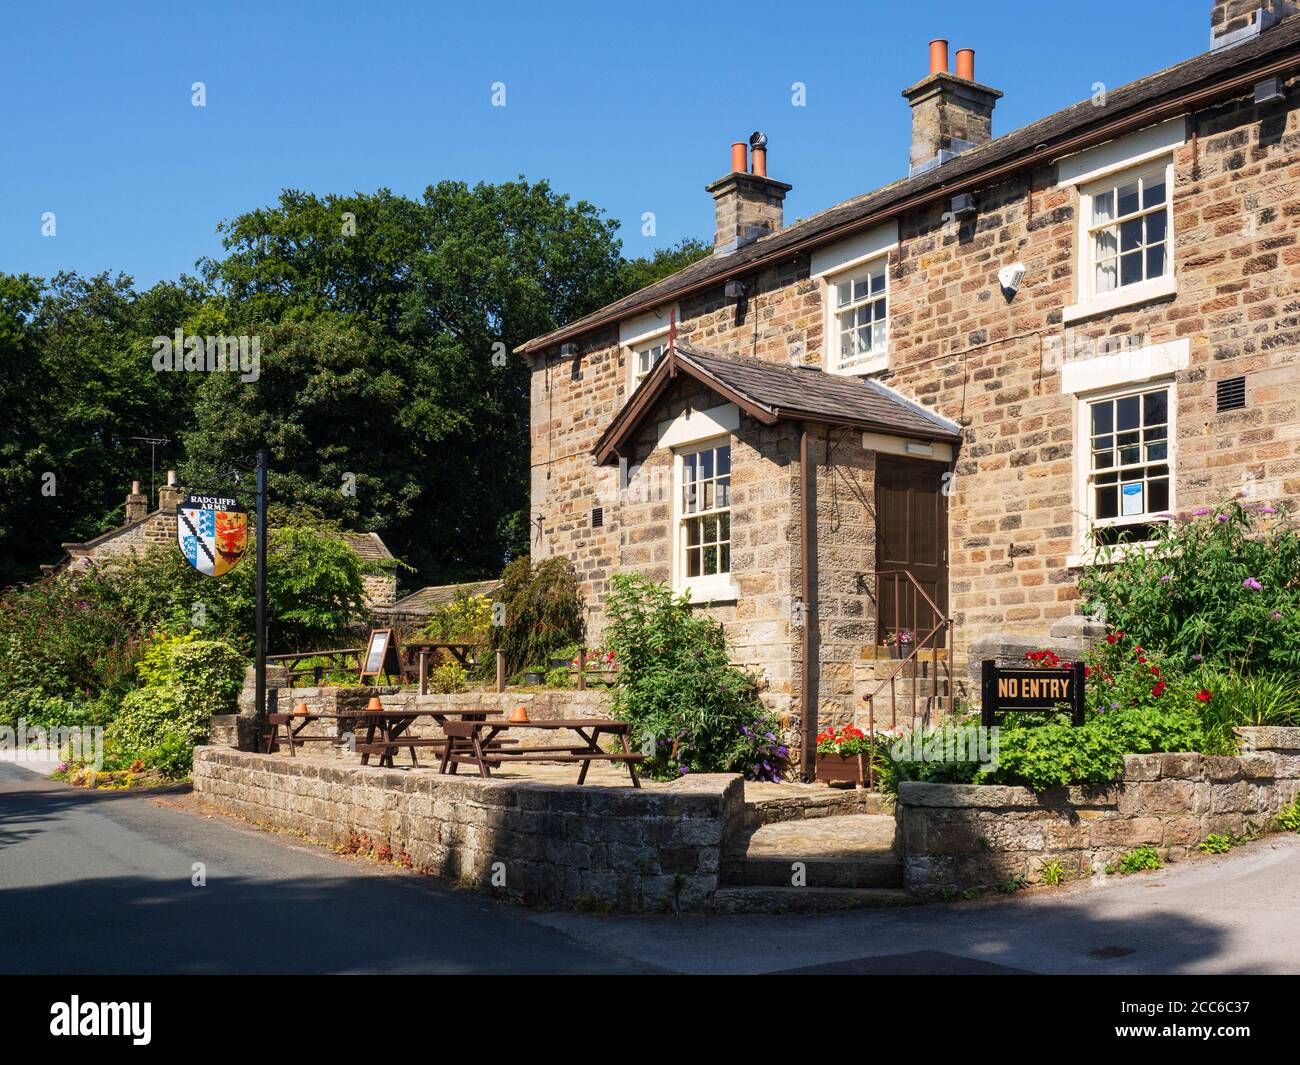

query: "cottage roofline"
(518, 17), (1300, 357)
(592, 343), (962, 466)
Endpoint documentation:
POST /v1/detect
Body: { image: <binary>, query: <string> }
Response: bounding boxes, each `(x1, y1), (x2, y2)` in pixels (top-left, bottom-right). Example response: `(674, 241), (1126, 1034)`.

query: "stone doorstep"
(709, 886), (913, 914)
(721, 814), (902, 890)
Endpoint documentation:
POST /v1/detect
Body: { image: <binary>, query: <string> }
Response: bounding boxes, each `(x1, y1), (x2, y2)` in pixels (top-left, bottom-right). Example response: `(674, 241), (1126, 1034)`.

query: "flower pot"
(549, 658), (572, 671)
(523, 671), (545, 686)
(888, 643), (904, 660)
(815, 752), (868, 787)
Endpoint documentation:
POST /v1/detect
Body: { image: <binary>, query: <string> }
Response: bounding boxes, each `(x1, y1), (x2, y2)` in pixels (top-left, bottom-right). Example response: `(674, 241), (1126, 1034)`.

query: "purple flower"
(678, 766), (690, 775)
(1160, 574), (1172, 583)
(1193, 654), (1203, 662)
(1216, 514), (1229, 523)
(1192, 508), (1212, 517)
(1272, 611), (1283, 620)
(1261, 506), (1277, 514)
(1243, 577), (1263, 591)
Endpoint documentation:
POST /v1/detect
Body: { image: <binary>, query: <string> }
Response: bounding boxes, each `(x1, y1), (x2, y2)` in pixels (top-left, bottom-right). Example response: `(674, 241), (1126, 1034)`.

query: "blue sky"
(2, 1), (1207, 289)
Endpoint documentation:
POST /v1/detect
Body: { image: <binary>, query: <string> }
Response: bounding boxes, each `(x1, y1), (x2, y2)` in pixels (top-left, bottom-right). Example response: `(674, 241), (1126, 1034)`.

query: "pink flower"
(1243, 577), (1263, 591)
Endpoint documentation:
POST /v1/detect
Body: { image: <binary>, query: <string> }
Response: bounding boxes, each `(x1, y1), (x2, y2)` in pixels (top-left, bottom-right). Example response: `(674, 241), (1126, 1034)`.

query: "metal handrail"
(861, 569), (953, 788)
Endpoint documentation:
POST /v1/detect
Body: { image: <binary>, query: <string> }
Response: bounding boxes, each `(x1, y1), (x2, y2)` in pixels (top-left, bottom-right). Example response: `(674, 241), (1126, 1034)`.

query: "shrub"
(1199, 833), (1234, 854)
(487, 557), (585, 678)
(883, 702), (1203, 794)
(604, 573), (788, 781)
(1079, 499), (1300, 673)
(1276, 800), (1300, 833)
(420, 592), (493, 645)
(144, 734), (195, 778)
(110, 633), (244, 750)
(424, 662), (467, 694)
(1118, 847), (1163, 873)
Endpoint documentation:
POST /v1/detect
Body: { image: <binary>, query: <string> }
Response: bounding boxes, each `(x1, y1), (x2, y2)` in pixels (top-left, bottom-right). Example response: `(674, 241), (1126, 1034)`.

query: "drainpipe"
(799, 425), (816, 781)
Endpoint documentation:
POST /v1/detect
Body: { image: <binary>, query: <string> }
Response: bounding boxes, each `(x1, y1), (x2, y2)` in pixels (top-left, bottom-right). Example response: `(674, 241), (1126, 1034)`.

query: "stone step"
(710, 886), (913, 914)
(722, 814), (901, 889)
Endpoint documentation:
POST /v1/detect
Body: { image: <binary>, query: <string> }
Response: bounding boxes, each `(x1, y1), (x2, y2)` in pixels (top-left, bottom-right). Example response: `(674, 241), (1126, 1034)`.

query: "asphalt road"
(4, 759), (1298, 975)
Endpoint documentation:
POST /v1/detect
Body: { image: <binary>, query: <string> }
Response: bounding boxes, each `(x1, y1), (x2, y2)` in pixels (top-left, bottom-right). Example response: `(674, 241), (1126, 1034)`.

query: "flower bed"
(897, 727), (1300, 897)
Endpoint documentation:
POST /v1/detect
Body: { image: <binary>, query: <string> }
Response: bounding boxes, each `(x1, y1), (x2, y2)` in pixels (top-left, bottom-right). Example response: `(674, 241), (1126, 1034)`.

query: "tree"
(616, 237), (711, 295)
(0, 271), (203, 584)
(193, 181), (628, 581)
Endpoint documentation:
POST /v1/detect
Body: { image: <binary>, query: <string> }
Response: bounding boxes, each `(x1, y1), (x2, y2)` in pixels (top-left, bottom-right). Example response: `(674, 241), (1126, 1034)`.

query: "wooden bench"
(439, 718), (644, 787)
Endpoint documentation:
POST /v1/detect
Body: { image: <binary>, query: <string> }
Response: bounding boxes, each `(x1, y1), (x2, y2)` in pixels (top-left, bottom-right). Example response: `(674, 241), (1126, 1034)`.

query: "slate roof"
(340, 531), (397, 565)
(593, 342), (961, 465)
(381, 580), (502, 616)
(520, 17), (1300, 356)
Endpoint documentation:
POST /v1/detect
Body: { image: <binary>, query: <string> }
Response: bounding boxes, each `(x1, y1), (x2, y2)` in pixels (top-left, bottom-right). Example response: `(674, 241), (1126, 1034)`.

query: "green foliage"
(420, 593), (494, 645)
(1040, 859), (1065, 886)
(425, 662), (468, 694)
(110, 632), (244, 751)
(615, 238), (711, 295)
(1198, 833), (1234, 854)
(1118, 847), (1163, 873)
(1080, 500), (1300, 673)
(190, 181), (631, 582)
(884, 704), (1203, 794)
(603, 573), (788, 781)
(145, 734), (196, 778)
(487, 556), (585, 678)
(0, 271), (204, 585)
(997, 875), (1027, 894)
(1276, 800), (1300, 833)
(544, 667), (571, 689)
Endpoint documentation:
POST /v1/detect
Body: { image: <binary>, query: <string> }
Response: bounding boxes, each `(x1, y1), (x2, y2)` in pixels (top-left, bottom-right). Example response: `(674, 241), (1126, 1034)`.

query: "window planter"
(815, 752), (870, 787)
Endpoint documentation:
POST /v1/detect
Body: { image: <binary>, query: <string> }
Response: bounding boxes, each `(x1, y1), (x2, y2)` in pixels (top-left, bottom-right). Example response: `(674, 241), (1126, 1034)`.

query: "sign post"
(981, 660), (1086, 726)
(255, 449), (268, 721)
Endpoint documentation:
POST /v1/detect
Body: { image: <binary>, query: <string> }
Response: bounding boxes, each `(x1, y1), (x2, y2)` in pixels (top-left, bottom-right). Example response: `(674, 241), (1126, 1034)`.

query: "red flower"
(1196, 689), (1212, 702)
(1084, 666), (1092, 678)
(1137, 655), (1147, 664)
(1152, 681), (1166, 697)
(1106, 634), (1118, 644)
(1150, 665), (1160, 675)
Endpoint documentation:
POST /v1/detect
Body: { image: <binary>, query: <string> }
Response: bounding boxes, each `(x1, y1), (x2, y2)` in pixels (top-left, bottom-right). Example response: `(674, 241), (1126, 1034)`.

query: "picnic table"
(264, 707), (508, 769)
(439, 718), (644, 787)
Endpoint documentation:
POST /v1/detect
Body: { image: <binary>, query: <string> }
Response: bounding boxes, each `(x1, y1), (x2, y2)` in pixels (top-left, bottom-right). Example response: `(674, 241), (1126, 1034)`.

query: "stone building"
(519, 3), (1300, 771)
(50, 473), (401, 610)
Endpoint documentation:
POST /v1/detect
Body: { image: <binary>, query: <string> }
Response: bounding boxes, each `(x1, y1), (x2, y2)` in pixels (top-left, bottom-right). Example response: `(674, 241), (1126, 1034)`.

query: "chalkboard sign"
(359, 628), (403, 683)
(981, 660), (1085, 726)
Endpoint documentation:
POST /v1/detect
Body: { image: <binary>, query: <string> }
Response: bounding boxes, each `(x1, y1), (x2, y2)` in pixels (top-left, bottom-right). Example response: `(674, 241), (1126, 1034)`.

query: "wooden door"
(875, 456), (949, 643)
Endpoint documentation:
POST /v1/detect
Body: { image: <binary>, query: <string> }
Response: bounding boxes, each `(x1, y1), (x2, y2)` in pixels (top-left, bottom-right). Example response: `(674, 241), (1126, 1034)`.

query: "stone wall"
(897, 727), (1300, 896)
(191, 747), (743, 912)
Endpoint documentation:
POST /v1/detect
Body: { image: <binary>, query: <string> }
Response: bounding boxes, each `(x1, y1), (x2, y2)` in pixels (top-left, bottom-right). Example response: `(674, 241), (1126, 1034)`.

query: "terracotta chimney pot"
(929, 39), (949, 75)
(955, 48), (975, 81)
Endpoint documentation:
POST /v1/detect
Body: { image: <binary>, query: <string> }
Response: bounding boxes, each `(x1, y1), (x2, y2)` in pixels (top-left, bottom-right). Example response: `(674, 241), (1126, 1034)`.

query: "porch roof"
(592, 342), (963, 465)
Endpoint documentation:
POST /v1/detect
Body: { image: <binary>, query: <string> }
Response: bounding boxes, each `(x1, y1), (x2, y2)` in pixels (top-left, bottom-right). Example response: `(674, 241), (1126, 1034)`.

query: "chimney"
(158, 469), (182, 512)
(705, 132), (792, 254)
(1211, 1), (1297, 50)
(902, 41), (1003, 177)
(124, 480), (148, 525)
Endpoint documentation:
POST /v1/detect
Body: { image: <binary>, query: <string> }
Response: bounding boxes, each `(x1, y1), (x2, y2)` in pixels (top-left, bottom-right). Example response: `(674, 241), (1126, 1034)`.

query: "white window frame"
(1065, 156), (1177, 323)
(630, 335), (668, 390)
(823, 255), (890, 375)
(1069, 378), (1176, 567)
(672, 436), (738, 602)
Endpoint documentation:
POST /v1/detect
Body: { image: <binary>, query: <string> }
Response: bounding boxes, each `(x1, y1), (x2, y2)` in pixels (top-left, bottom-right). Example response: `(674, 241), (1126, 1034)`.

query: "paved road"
(4, 760), (1298, 974)
(0, 761), (649, 974)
